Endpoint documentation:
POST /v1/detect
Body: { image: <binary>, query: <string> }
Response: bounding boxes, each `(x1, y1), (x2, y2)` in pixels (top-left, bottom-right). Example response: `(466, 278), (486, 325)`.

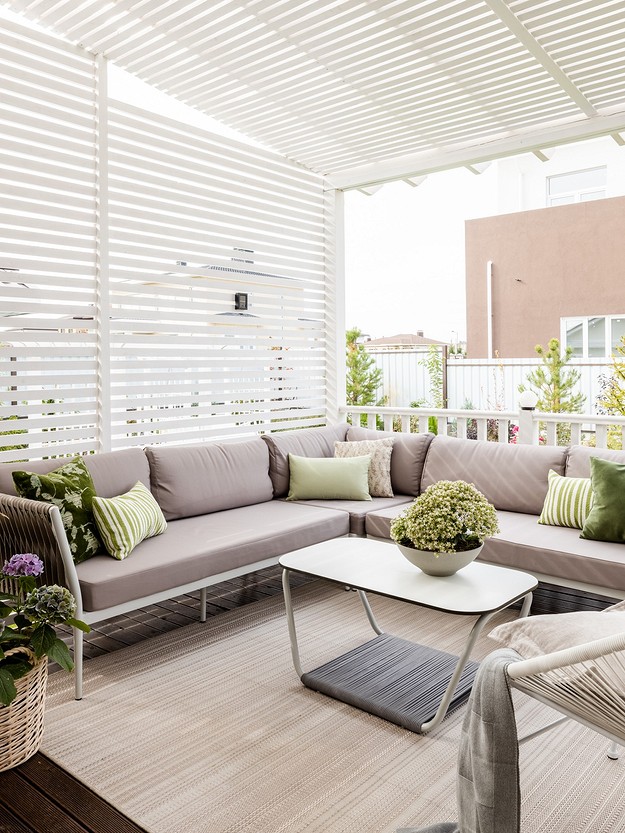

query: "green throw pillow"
(92, 481), (167, 560)
(286, 454), (372, 501)
(538, 469), (593, 529)
(580, 457), (625, 543)
(12, 457), (102, 564)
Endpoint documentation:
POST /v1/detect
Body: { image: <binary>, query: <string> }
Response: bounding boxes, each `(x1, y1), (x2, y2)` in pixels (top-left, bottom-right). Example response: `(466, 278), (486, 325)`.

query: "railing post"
(517, 408), (540, 444)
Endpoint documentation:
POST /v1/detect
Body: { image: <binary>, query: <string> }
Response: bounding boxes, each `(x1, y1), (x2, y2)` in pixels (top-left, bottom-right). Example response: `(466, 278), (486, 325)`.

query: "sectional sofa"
(1, 422), (624, 698)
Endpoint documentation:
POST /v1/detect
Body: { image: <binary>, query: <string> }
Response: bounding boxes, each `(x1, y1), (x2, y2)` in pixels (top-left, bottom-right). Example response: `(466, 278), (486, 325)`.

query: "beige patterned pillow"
(334, 438), (394, 497)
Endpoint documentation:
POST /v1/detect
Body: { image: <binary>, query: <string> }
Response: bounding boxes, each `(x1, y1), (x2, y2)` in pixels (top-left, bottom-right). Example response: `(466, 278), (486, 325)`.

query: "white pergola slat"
(7, 0), (625, 186)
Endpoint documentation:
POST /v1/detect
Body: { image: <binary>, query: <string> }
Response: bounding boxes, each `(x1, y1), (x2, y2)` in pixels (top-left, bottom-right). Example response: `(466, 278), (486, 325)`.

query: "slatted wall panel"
(106, 101), (328, 447)
(0, 19), (98, 463)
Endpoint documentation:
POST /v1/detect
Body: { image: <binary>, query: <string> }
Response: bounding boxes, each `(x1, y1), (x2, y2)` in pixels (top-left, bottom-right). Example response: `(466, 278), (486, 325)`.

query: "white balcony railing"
(339, 405), (625, 449)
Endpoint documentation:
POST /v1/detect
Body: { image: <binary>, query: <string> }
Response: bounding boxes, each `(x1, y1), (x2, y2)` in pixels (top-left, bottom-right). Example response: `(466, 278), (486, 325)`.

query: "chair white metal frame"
(508, 629), (625, 759)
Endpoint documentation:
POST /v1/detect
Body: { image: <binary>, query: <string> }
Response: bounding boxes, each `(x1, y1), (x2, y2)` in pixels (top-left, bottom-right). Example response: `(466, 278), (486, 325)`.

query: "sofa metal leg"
(608, 741), (620, 760)
(200, 587), (207, 622)
(73, 626), (83, 700)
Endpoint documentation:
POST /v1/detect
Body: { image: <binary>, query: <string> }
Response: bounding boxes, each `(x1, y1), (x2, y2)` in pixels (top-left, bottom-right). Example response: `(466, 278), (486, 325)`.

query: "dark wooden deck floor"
(0, 568), (617, 833)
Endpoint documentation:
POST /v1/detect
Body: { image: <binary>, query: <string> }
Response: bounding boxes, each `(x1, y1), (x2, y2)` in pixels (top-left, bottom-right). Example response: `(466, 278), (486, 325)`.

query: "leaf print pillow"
(13, 457), (102, 563)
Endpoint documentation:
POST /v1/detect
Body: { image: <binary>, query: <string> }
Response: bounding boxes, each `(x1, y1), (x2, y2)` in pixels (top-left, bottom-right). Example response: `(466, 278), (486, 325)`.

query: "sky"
(344, 168), (499, 345)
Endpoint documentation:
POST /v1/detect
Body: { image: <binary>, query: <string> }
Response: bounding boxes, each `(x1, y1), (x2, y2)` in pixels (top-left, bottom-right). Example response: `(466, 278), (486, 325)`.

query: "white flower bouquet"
(390, 480), (500, 555)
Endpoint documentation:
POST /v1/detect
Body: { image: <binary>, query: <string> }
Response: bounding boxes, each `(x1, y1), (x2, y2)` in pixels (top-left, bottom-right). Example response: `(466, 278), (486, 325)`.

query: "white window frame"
(547, 166), (607, 207)
(561, 315), (625, 358)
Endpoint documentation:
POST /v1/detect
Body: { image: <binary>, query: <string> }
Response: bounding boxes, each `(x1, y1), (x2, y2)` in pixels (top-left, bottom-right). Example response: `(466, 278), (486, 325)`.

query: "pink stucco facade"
(465, 196), (625, 358)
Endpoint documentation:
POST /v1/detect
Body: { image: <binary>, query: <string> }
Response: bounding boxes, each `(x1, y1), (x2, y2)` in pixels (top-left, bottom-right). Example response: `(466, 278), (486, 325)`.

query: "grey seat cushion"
(365, 503), (413, 540)
(365, 504), (625, 593)
(261, 423), (350, 497)
(76, 500), (349, 612)
(483, 510), (625, 592)
(289, 494), (413, 536)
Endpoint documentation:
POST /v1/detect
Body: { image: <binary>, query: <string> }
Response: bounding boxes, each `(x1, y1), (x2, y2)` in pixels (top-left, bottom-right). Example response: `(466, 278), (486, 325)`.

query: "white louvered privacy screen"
(0, 19), (334, 463)
(6, 0), (625, 188)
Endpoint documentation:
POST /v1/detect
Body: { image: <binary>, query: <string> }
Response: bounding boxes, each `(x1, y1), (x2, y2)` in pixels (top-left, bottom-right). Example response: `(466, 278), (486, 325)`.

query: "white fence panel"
(368, 348), (438, 407)
(368, 349), (613, 414)
(446, 358), (611, 412)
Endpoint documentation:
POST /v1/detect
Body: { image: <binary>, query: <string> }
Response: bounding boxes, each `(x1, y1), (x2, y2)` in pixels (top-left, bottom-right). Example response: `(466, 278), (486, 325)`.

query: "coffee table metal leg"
(519, 592), (533, 618)
(420, 610), (496, 733)
(419, 592), (532, 733)
(356, 590), (383, 635)
(282, 567), (303, 678)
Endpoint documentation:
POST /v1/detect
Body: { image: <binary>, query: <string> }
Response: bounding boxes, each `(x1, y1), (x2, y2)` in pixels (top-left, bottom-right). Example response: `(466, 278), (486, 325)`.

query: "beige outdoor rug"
(42, 582), (625, 833)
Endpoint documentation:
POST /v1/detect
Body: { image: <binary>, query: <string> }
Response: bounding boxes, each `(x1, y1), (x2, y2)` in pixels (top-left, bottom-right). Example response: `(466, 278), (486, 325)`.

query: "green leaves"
(67, 617), (91, 634)
(30, 623), (57, 658)
(0, 667), (17, 707)
(47, 638), (74, 672)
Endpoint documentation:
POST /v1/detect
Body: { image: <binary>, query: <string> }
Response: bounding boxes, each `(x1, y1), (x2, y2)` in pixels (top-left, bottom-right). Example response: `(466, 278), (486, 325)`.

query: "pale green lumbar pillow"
(287, 454), (372, 501)
(92, 481), (167, 560)
(538, 469), (593, 529)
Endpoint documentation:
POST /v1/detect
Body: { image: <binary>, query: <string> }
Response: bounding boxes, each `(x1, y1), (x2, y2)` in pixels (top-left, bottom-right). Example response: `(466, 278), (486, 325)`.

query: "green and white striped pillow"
(92, 481), (167, 560)
(538, 469), (593, 530)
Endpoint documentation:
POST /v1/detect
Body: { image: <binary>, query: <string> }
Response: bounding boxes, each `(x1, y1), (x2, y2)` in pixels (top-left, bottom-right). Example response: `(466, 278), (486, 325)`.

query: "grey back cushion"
(145, 438), (273, 520)
(0, 448), (151, 498)
(261, 423), (350, 497)
(421, 435), (567, 515)
(566, 445), (625, 478)
(347, 426), (434, 496)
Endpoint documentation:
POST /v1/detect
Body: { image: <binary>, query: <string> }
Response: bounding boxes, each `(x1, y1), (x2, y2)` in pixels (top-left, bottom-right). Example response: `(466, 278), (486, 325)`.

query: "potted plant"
(390, 480), (500, 576)
(0, 552), (90, 771)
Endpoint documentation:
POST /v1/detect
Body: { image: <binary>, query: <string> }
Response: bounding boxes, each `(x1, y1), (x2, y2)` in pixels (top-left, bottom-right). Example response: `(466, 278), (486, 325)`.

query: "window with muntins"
(547, 167), (607, 206)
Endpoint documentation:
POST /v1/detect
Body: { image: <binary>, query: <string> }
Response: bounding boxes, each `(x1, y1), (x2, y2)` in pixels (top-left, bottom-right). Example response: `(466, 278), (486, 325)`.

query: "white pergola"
(2, 1), (625, 459)
(8, 0), (625, 188)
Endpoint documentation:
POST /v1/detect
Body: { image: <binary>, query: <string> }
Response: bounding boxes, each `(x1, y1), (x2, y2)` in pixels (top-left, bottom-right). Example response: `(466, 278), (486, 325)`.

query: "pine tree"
(597, 336), (625, 416)
(345, 327), (383, 407)
(519, 338), (586, 414)
(519, 338), (585, 445)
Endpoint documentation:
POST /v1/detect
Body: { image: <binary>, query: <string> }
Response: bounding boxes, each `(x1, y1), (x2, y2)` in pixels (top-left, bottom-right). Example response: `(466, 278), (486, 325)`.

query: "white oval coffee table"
(279, 537), (537, 734)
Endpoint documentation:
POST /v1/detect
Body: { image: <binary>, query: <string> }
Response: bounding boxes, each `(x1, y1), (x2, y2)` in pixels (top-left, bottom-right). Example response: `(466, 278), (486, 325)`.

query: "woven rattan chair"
(508, 626), (625, 760)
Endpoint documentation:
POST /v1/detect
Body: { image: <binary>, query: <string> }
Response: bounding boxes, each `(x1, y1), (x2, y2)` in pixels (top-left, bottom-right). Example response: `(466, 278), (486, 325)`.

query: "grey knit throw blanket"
(400, 648), (521, 833)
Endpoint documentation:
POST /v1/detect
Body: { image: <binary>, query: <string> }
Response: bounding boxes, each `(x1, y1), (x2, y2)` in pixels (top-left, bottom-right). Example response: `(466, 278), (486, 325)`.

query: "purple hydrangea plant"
(2, 552), (44, 577)
(0, 553), (89, 706)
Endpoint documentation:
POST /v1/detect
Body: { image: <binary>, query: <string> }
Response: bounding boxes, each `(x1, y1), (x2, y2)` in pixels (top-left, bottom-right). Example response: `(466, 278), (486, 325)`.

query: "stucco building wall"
(465, 195), (625, 358)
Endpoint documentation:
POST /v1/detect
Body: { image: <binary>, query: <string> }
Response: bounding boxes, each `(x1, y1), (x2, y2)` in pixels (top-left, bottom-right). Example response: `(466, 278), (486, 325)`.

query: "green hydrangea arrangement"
(390, 480), (500, 555)
(0, 553), (90, 706)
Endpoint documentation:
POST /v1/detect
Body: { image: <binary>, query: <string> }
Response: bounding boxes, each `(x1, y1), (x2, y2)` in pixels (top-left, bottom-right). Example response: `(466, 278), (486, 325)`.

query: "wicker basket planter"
(0, 647), (48, 772)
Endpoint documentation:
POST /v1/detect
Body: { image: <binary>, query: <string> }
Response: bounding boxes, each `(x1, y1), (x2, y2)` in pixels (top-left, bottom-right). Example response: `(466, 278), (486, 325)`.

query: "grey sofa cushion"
(0, 448), (150, 498)
(482, 510), (625, 593)
(347, 426), (434, 496)
(566, 445), (625, 478)
(76, 501), (350, 611)
(365, 503), (412, 540)
(421, 435), (567, 515)
(289, 494), (413, 536)
(261, 423), (350, 497)
(145, 438), (273, 521)
(365, 504), (625, 594)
